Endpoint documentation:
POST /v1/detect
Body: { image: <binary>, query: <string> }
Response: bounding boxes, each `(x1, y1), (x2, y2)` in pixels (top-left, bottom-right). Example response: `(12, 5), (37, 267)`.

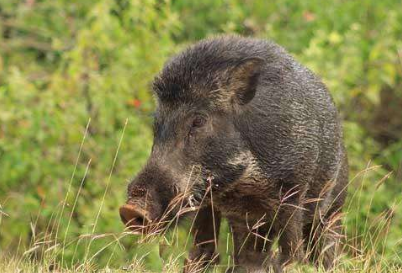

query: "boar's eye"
(191, 115), (206, 129)
(188, 115), (207, 139)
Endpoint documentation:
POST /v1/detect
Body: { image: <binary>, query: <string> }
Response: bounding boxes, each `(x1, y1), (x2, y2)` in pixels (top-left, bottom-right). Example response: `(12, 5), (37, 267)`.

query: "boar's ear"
(227, 57), (264, 105)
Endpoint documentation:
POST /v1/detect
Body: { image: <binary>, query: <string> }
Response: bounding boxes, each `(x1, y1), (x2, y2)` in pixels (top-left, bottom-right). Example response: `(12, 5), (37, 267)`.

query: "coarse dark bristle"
(152, 36), (276, 104)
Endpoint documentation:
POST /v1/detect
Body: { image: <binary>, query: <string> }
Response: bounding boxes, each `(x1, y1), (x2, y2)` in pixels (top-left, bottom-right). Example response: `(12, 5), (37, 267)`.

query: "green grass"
(1, 158), (401, 272)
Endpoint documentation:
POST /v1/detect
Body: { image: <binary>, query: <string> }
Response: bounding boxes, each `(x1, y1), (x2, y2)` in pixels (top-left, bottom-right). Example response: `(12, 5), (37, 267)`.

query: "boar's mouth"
(119, 204), (151, 234)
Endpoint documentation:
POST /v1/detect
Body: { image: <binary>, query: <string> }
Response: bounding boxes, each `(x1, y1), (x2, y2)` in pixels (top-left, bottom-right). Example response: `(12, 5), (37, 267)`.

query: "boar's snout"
(121, 165), (178, 234)
(119, 204), (151, 233)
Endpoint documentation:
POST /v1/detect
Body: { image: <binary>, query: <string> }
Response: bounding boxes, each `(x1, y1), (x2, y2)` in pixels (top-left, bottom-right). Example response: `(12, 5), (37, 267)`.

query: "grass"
(1, 164), (401, 272)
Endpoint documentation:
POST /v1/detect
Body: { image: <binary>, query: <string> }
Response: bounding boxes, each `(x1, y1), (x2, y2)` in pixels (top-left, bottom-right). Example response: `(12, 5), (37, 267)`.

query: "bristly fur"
(152, 36), (285, 107)
(122, 35), (349, 273)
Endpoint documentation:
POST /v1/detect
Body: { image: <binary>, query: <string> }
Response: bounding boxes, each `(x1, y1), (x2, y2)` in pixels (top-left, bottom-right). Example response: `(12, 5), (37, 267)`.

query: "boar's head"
(120, 37), (265, 234)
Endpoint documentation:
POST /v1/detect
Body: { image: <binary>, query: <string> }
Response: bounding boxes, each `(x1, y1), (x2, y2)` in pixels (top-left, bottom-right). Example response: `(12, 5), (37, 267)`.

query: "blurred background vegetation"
(0, 0), (401, 271)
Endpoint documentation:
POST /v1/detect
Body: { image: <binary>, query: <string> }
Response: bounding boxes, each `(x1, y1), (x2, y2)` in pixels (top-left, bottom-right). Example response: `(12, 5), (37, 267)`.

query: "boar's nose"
(119, 204), (151, 232)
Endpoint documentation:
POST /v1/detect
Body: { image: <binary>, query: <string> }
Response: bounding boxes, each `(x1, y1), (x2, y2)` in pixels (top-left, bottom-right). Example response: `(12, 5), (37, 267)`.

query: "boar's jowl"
(119, 36), (348, 273)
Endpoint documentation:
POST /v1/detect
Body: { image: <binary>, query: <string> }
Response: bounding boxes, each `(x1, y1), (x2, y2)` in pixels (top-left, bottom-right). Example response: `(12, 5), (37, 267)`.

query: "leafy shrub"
(0, 0), (401, 270)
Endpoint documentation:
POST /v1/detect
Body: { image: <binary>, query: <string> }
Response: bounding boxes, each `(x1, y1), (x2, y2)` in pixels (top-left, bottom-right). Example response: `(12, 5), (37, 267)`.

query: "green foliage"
(0, 0), (401, 271)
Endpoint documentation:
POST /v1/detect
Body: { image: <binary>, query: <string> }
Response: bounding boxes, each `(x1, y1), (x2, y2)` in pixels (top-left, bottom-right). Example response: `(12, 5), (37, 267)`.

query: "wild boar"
(120, 36), (348, 273)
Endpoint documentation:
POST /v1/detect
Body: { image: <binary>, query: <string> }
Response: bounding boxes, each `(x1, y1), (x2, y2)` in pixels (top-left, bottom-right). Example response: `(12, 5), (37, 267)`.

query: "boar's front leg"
(277, 207), (305, 267)
(183, 205), (221, 273)
(226, 220), (281, 273)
